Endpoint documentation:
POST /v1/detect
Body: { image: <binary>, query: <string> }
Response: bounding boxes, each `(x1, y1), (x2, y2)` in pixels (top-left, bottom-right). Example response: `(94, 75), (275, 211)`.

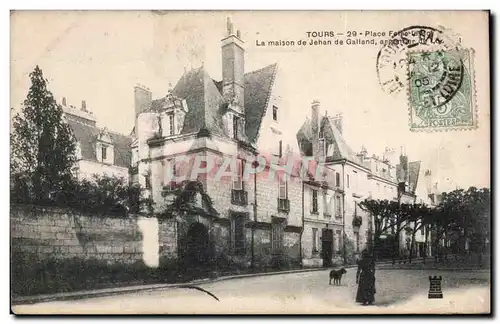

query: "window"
(168, 113), (174, 136)
(101, 146), (107, 161)
(335, 230), (342, 254)
(312, 189), (318, 213)
(279, 177), (287, 199)
(232, 215), (245, 255)
(233, 159), (243, 190)
(420, 226), (425, 235)
(323, 192), (331, 216)
(271, 219), (284, 250)
(335, 172), (340, 187)
(233, 115), (239, 139)
(347, 174), (350, 188)
(145, 174), (151, 189)
(355, 232), (360, 253)
(352, 170), (358, 188)
(273, 105), (278, 121)
(335, 195), (342, 217)
(312, 228), (318, 252)
(319, 130), (324, 139)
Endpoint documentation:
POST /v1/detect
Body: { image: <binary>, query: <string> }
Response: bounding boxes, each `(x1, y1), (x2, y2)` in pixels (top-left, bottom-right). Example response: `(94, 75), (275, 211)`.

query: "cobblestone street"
(13, 267), (490, 314)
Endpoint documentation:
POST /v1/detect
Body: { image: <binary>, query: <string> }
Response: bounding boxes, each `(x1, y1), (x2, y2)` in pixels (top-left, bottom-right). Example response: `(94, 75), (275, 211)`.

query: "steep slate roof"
(296, 114), (361, 165)
(142, 63), (278, 144)
(67, 119), (132, 168)
(324, 117), (360, 163)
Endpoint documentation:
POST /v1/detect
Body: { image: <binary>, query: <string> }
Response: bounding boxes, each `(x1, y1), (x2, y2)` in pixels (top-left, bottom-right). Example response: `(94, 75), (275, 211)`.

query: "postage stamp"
(407, 49), (477, 131)
(376, 25), (462, 95)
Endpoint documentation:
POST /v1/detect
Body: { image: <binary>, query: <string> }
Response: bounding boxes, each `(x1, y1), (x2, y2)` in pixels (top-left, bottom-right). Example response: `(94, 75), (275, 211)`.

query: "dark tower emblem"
(428, 276), (443, 299)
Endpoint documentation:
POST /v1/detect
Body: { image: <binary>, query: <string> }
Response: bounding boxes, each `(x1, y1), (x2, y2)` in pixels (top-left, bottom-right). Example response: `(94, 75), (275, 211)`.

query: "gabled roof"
(296, 114), (361, 166)
(141, 63), (278, 144)
(67, 119), (132, 168)
(324, 117), (359, 163)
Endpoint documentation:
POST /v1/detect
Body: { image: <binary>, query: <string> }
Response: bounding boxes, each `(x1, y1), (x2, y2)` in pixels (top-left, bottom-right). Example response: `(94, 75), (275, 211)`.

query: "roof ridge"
(67, 118), (130, 138)
(244, 62), (278, 76)
(210, 62), (278, 84)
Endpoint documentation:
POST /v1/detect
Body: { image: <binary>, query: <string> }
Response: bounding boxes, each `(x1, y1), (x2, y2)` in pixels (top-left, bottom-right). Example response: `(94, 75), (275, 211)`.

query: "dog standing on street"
(329, 268), (347, 286)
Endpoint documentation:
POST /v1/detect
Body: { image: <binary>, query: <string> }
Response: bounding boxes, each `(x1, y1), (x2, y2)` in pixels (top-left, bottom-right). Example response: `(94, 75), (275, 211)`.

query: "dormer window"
(96, 128), (114, 164)
(273, 105), (278, 121)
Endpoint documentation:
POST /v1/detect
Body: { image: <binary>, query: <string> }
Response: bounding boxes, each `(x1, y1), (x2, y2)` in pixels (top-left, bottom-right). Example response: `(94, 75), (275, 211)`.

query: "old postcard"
(10, 10), (490, 315)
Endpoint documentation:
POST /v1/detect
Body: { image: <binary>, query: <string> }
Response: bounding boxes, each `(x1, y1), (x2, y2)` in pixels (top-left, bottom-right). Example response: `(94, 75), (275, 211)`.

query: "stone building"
(130, 18), (302, 275)
(62, 99), (132, 182)
(297, 101), (425, 264)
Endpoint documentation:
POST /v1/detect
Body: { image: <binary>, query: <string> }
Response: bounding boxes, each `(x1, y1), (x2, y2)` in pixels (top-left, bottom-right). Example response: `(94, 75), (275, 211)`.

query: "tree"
(359, 199), (409, 260)
(405, 203), (434, 263)
(11, 66), (77, 203)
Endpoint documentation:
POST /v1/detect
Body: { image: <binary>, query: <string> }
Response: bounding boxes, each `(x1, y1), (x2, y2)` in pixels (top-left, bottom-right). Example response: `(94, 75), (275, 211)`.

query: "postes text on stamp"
(407, 49), (476, 131)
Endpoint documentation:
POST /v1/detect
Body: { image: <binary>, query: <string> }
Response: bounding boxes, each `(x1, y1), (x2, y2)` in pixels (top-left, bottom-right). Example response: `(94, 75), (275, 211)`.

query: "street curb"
(12, 259), (458, 305)
(11, 267), (332, 305)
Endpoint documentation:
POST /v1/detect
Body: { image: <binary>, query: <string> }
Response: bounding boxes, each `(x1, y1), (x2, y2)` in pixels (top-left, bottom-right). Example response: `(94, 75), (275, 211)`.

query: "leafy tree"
(359, 199), (408, 260)
(404, 203), (434, 263)
(11, 66), (77, 203)
(54, 174), (154, 217)
(435, 187), (490, 257)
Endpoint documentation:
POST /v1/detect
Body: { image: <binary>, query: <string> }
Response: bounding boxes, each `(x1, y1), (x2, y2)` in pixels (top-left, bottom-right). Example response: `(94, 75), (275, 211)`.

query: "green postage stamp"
(407, 49), (477, 131)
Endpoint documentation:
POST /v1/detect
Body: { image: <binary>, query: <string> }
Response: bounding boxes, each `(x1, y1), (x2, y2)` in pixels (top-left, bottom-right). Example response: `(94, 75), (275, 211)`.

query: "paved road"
(13, 268), (490, 314)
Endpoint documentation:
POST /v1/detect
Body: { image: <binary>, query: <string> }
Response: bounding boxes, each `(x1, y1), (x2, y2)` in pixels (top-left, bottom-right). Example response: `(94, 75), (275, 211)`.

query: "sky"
(10, 10), (490, 193)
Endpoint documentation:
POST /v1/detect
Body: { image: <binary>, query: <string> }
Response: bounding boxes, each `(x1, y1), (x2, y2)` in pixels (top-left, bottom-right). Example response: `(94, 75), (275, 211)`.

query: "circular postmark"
(376, 25), (462, 94)
(408, 50), (464, 116)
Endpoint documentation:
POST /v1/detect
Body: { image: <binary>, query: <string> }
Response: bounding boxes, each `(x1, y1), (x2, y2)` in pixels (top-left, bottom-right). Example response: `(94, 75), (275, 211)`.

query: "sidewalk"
(13, 257), (473, 305)
(12, 267), (332, 305)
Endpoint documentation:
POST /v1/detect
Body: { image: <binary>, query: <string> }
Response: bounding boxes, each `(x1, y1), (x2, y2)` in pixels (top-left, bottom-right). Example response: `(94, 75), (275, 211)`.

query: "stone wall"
(10, 204), (177, 265)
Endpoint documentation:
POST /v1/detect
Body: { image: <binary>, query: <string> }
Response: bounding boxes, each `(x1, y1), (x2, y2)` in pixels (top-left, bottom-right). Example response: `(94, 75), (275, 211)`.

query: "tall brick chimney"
(221, 17), (245, 113)
(311, 100), (320, 160)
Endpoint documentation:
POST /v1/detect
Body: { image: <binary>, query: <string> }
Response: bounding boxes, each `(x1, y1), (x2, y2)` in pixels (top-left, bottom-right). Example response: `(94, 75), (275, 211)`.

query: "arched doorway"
(181, 222), (213, 279)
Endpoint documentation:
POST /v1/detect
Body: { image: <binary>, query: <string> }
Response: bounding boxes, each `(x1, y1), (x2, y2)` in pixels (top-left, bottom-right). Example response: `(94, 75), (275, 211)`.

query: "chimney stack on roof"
(62, 97), (67, 106)
(221, 17), (245, 112)
(81, 100), (87, 112)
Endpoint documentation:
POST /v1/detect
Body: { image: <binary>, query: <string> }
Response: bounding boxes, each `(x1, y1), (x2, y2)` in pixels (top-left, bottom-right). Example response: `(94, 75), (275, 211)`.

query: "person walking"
(356, 249), (376, 305)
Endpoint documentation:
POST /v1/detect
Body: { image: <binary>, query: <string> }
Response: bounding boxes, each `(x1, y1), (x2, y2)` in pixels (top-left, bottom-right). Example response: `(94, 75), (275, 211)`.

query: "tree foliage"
(10, 66), (153, 217)
(11, 65), (77, 202)
(360, 186), (491, 258)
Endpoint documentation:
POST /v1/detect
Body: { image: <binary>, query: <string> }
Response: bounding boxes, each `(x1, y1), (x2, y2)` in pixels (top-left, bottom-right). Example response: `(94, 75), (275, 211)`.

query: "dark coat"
(355, 256), (376, 304)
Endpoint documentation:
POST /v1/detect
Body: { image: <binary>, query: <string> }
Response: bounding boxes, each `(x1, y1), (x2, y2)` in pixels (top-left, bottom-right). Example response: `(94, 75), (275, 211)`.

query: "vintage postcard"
(10, 10), (490, 315)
